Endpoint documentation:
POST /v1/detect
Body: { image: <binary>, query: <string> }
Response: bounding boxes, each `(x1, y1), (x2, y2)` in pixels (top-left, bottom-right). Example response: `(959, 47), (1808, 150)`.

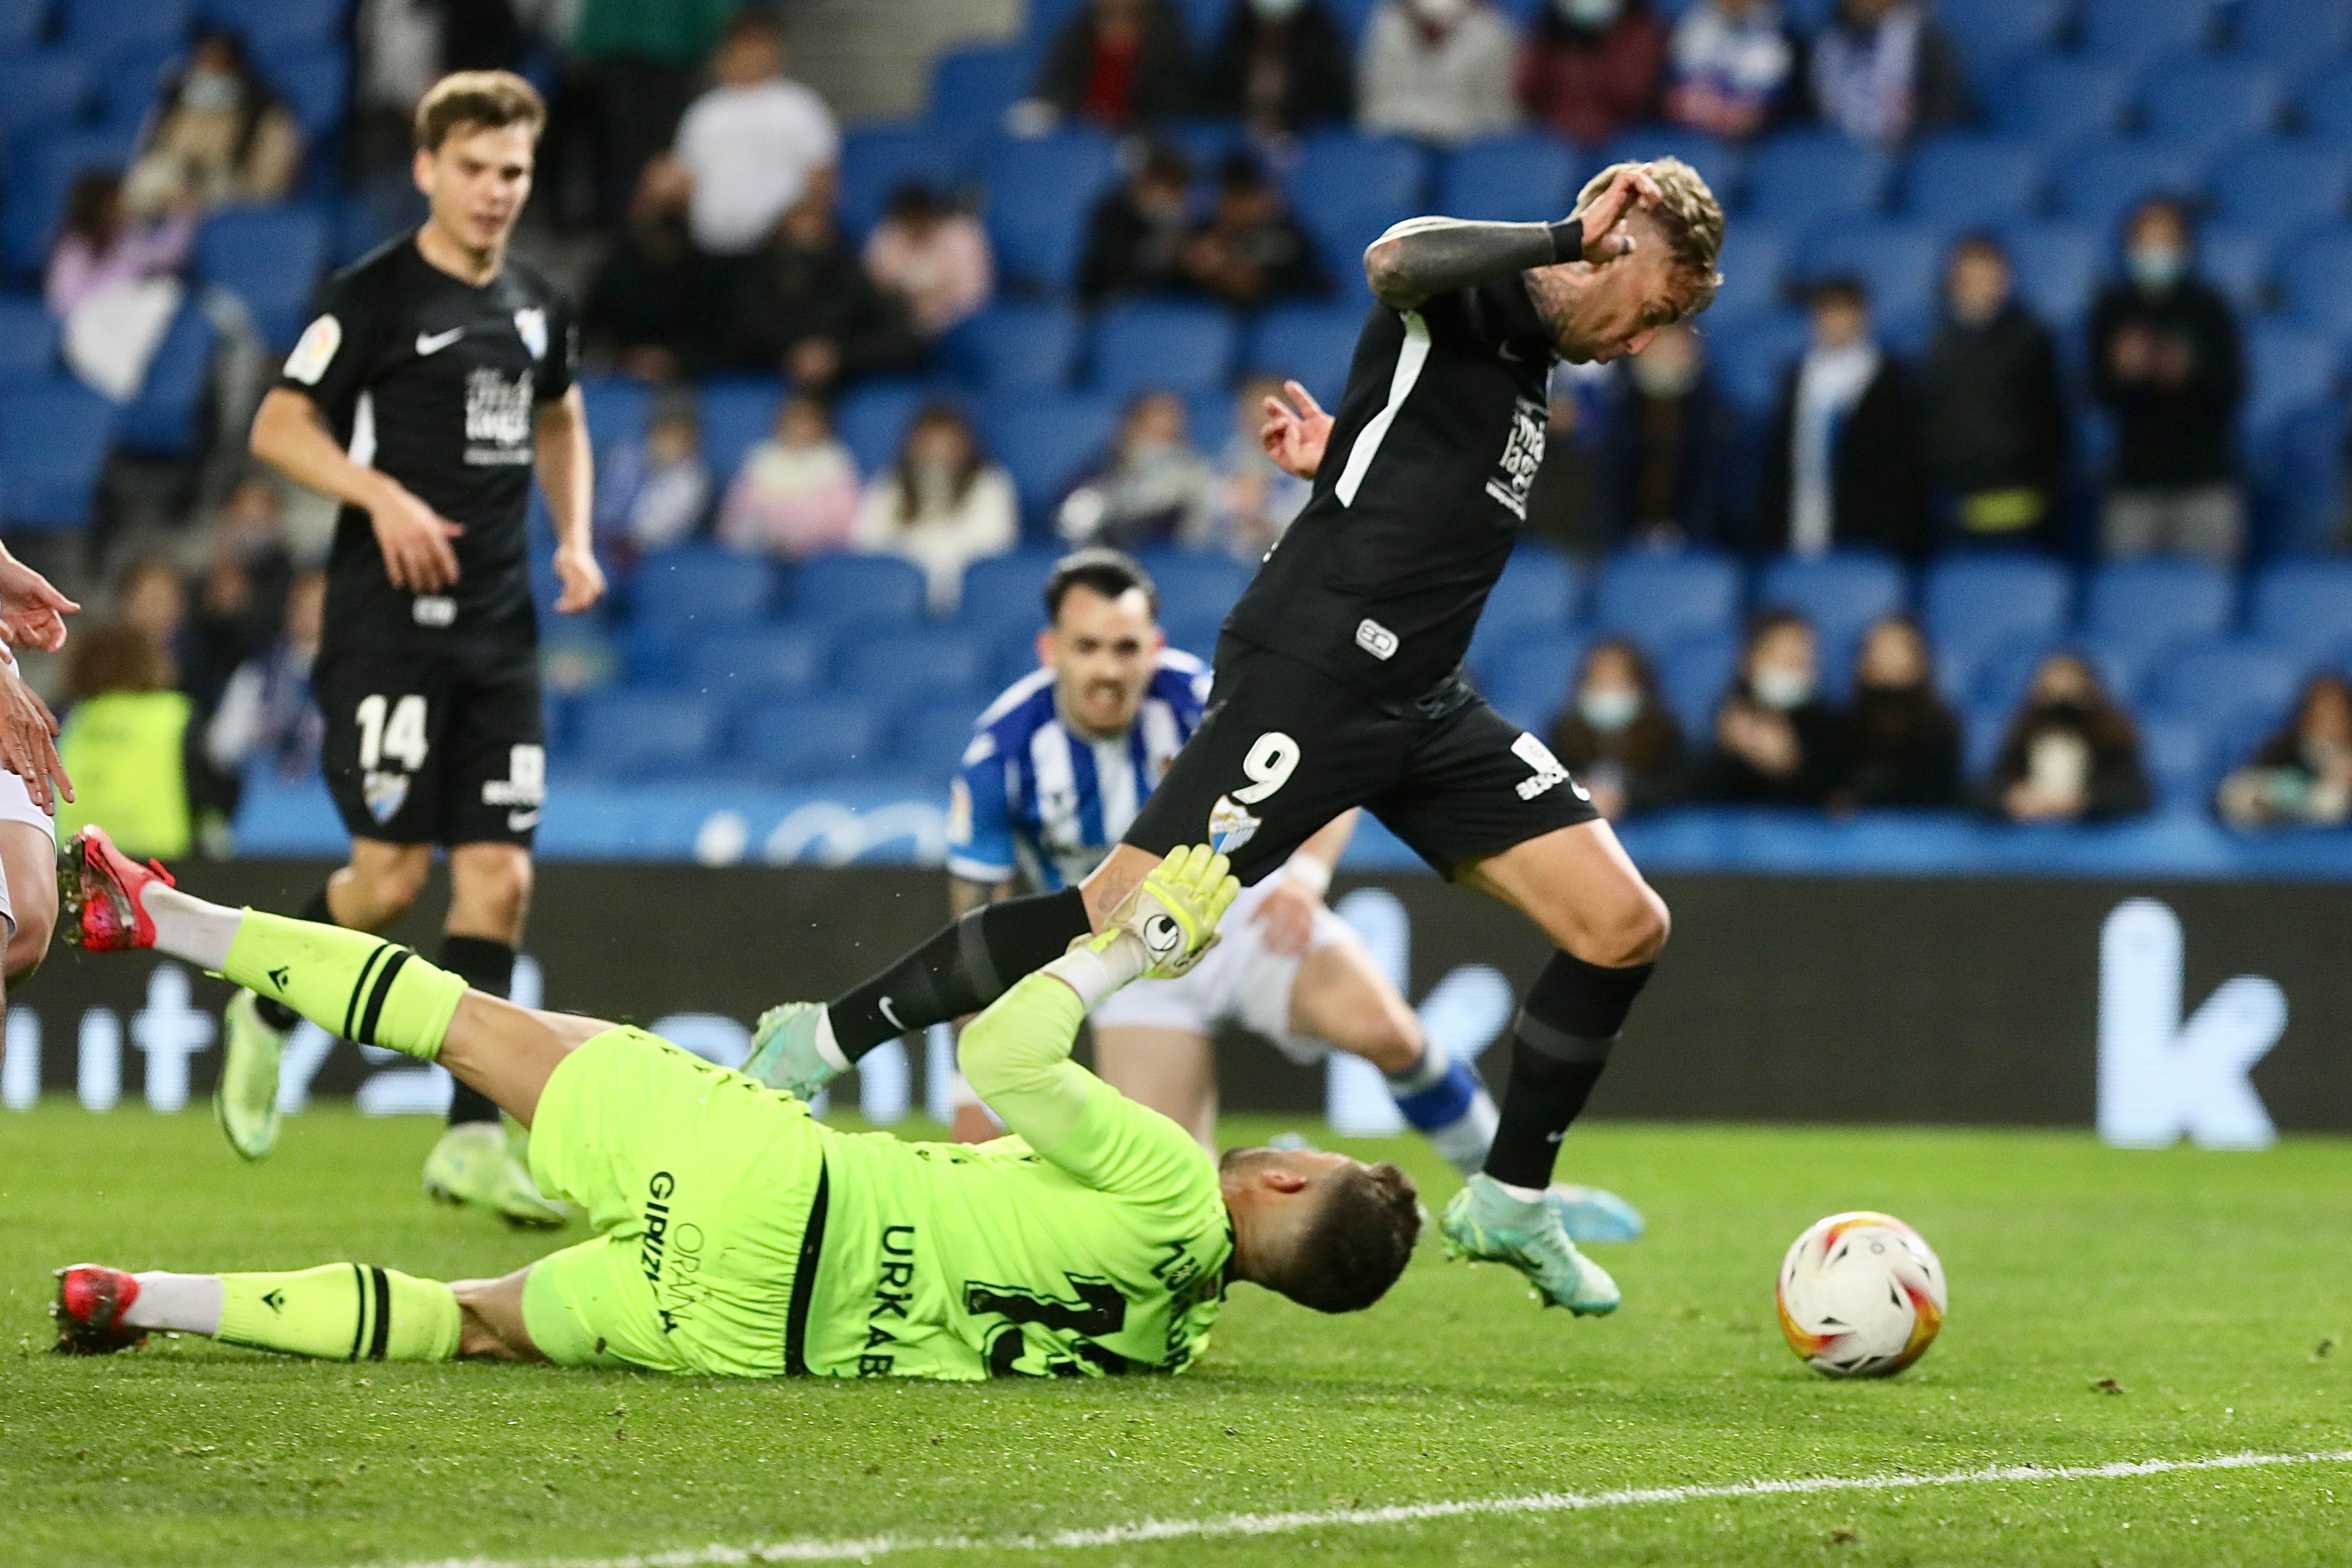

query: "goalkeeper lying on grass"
(50, 829), (1420, 1377)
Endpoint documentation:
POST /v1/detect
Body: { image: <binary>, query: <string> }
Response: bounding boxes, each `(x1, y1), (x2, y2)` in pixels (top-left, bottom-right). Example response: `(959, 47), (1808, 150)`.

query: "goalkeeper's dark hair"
(1269, 1161), (1422, 1314)
(1044, 548), (1158, 624)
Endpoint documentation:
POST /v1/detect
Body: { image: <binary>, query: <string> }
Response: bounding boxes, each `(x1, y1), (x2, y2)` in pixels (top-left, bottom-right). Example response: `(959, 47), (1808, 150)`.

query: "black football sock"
(1482, 952), (1654, 1192)
(828, 888), (1091, 1060)
(435, 935), (515, 1128)
(252, 886), (335, 1033)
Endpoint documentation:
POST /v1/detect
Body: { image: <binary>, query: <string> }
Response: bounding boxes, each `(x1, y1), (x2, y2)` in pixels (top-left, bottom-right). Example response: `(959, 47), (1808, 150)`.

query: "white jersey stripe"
(1334, 309), (1430, 508)
(1093, 733), (1138, 841)
(1027, 721), (1081, 858)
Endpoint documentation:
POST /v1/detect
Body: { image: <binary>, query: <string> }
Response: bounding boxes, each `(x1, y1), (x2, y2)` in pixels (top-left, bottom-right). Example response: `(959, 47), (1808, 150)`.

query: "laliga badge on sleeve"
(1208, 793), (1261, 857)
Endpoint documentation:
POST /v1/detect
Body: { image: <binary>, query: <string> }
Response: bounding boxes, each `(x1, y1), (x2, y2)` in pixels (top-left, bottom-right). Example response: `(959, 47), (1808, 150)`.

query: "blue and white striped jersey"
(947, 650), (1212, 890)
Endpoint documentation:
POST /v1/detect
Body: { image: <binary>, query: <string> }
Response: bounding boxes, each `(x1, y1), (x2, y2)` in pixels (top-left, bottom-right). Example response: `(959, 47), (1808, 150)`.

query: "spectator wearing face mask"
(1078, 144), (1196, 304)
(127, 30), (303, 213)
(1983, 651), (2150, 823)
(1178, 152), (1328, 310)
(1761, 278), (1926, 559)
(1357, 0), (1520, 146)
(862, 182), (994, 339)
(1835, 616), (1959, 810)
(1918, 235), (2069, 552)
(1664, 0), (1802, 142)
(1516, 0), (1670, 149)
(2216, 674), (2352, 830)
(1702, 609), (1847, 806)
(1549, 637), (1687, 820)
(1057, 391), (1220, 550)
(1599, 321), (1738, 549)
(1807, 0), (1966, 150)
(1198, 0), (1355, 136)
(854, 404), (1020, 614)
(2088, 198), (2245, 564)
(598, 400), (713, 563)
(717, 394), (862, 559)
(1034, 0), (1198, 132)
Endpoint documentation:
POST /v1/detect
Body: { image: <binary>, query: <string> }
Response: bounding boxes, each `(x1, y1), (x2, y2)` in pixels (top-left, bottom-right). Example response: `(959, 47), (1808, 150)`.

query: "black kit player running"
(223, 73), (601, 1225)
(749, 160), (1725, 1314)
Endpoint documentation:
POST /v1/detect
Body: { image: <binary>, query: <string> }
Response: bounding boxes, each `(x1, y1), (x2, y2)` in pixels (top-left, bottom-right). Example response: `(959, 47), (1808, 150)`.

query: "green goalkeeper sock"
(223, 912), (469, 1062)
(216, 1264), (462, 1362)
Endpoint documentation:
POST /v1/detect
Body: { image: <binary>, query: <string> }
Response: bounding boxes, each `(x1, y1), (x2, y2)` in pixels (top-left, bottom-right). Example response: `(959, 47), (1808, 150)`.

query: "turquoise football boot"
(741, 1001), (843, 1101)
(1441, 1173), (1621, 1315)
(1547, 1182), (1645, 1244)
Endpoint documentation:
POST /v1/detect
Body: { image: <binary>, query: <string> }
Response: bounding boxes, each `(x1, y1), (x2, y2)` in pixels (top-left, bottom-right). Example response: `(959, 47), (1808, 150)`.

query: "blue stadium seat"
(2248, 560), (2352, 658)
(1092, 301), (1237, 397)
(837, 628), (989, 717)
(1658, 629), (1739, 735)
(0, 54), (92, 139)
(251, 42), (349, 144)
(949, 302), (1079, 390)
(1902, 137), (2048, 230)
(632, 549), (776, 632)
(578, 376), (650, 453)
(984, 132), (1117, 293)
(2078, 0), (2221, 63)
(2277, 231), (2352, 334)
(833, 381), (931, 475)
(1159, 609), (1224, 666)
(2196, 224), (2267, 315)
(1704, 310), (1808, 414)
(697, 376), (786, 489)
(2208, 142), (2352, 242)
(1743, 133), (1887, 227)
(2236, 0), (2352, 72)
(1482, 633), (1587, 734)
(1437, 133), (1585, 223)
(685, 628), (833, 701)
(1021, 0), (1085, 49)
(2141, 638), (2306, 732)
(1961, 636), (2137, 718)
(2242, 320), (2340, 438)
(1922, 555), (2073, 691)
(1592, 549), (1743, 656)
(1285, 135), (1427, 300)
(956, 546), (1064, 640)
(3, 126), (139, 274)
(1755, 549), (1906, 649)
(1244, 304), (1362, 409)
(2084, 557), (2236, 670)
(733, 697), (885, 780)
(1989, 57), (2132, 146)
(1600, 128), (1743, 214)
(2138, 57), (2284, 150)
(1791, 222), (1942, 325)
(835, 123), (969, 238)
(0, 0), (44, 44)
(0, 379), (113, 530)
(1482, 545), (1582, 634)
(2299, 61), (2352, 140)
(928, 44), (1030, 145)
(201, 0), (347, 47)
(982, 391), (1118, 520)
(115, 300), (217, 456)
(195, 206), (329, 352)
(95, 42), (181, 129)
(789, 553), (928, 629)
(1999, 224), (2102, 329)
(572, 689), (721, 778)
(0, 297), (56, 378)
(2049, 142), (2208, 233)
(61, 0), (190, 57)
(895, 695), (988, 780)
(2138, 712), (2217, 813)
(1703, 222), (1793, 324)
(1135, 548), (1252, 626)
(1935, 0), (2069, 81)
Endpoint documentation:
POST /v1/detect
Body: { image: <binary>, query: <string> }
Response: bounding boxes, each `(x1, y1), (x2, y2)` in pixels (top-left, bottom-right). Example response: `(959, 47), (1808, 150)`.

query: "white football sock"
(1492, 1178), (1548, 1204)
(138, 884), (241, 973)
(124, 1272), (224, 1335)
(811, 1007), (848, 1072)
(1426, 1088), (1500, 1177)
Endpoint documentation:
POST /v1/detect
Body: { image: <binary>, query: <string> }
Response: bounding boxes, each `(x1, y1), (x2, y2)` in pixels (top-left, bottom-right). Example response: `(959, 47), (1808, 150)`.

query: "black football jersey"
(1222, 272), (1555, 703)
(279, 233), (576, 653)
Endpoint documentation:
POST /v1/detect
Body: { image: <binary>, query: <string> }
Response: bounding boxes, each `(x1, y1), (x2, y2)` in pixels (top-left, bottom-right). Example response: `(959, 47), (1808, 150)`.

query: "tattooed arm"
(1361, 163), (1664, 310)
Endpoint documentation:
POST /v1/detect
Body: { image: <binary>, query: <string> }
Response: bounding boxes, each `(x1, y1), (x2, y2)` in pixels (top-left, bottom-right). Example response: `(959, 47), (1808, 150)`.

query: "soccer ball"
(1775, 1211), (1947, 1378)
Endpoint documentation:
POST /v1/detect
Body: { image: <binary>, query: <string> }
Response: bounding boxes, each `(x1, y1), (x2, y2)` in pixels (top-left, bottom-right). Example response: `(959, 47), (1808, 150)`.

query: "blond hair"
(413, 70), (546, 151)
(1576, 156), (1725, 319)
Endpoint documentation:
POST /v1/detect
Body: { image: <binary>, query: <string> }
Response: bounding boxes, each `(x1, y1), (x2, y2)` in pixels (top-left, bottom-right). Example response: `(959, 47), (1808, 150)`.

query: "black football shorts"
(314, 641), (546, 849)
(1124, 637), (1600, 883)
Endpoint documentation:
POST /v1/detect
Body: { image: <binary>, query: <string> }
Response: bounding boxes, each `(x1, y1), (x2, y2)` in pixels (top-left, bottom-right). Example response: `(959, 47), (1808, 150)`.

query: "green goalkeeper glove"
(1094, 843), (1240, 980)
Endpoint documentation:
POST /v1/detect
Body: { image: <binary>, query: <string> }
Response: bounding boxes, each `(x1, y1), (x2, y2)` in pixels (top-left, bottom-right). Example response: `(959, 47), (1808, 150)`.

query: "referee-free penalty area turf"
(3, 1107), (2345, 1567)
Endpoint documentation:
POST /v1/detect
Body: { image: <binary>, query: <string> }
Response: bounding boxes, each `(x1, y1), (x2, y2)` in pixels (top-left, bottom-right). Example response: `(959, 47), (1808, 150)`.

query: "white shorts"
(1090, 876), (1359, 1066)
(0, 769), (56, 841)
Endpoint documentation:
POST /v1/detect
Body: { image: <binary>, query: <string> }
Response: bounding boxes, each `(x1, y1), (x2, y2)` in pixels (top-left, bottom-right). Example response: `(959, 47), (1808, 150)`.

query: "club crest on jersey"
(1208, 794), (1261, 856)
(513, 308), (548, 360)
(363, 770), (410, 823)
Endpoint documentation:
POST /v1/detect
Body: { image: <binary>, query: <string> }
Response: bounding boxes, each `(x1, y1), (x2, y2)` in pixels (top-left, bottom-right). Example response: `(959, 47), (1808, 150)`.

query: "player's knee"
(7, 896), (55, 983)
(1572, 882), (1669, 968)
(352, 849), (433, 919)
(453, 846), (534, 929)
(1342, 997), (1423, 1074)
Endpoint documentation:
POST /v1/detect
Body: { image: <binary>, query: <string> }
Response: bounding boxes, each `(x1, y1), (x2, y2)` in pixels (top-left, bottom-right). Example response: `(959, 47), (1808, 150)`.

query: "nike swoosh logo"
(506, 809), (540, 831)
(878, 996), (905, 1031)
(1499, 343), (1523, 363)
(416, 328), (466, 355)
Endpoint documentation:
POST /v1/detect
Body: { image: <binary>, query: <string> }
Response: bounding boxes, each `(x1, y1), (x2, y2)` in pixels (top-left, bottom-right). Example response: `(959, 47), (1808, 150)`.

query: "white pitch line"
(395, 1448), (2352, 1568)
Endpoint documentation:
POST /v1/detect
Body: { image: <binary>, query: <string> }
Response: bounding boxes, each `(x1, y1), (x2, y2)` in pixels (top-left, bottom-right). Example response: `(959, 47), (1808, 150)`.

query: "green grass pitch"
(3, 1103), (2347, 1567)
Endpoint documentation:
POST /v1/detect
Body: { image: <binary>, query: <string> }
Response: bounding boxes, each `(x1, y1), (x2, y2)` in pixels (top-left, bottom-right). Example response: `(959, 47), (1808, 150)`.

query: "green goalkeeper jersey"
(797, 974), (1231, 1379)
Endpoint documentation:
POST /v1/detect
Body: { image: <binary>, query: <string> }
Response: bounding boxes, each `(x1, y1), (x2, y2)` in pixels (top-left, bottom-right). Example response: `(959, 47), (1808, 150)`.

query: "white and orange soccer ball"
(1775, 1211), (1948, 1378)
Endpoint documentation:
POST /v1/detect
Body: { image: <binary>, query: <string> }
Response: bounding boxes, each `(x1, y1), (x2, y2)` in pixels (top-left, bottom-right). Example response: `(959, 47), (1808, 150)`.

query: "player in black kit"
(747, 160), (1724, 1315)
(216, 72), (604, 1224)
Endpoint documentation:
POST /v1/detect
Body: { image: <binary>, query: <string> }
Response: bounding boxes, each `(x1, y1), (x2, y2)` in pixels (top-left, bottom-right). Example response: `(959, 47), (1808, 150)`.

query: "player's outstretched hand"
(0, 552), (77, 653)
(1260, 379), (1333, 482)
(1575, 162), (1662, 266)
(366, 481), (464, 594)
(0, 660), (68, 815)
(1107, 843), (1240, 980)
(552, 540), (607, 614)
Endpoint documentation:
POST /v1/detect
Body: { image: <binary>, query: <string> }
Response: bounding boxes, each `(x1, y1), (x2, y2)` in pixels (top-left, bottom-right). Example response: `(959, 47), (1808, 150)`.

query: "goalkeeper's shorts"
(521, 1027), (825, 1377)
